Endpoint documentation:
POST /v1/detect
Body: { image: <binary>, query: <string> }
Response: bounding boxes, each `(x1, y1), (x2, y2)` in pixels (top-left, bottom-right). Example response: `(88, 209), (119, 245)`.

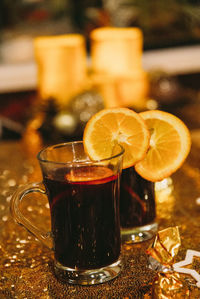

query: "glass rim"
(37, 141), (124, 166)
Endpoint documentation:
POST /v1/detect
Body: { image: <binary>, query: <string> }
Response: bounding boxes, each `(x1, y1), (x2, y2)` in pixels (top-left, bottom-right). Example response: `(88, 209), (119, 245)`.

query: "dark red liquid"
(120, 167), (156, 228)
(43, 166), (121, 270)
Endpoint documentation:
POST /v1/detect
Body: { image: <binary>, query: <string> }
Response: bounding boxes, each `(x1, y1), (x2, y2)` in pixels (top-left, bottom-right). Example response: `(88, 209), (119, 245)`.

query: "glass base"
(121, 222), (158, 244)
(54, 259), (122, 285)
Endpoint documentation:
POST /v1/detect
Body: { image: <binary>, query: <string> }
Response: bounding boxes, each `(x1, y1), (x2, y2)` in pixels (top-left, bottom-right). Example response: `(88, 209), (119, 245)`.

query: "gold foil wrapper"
(147, 226), (181, 266)
(152, 272), (190, 298)
(147, 227), (191, 298)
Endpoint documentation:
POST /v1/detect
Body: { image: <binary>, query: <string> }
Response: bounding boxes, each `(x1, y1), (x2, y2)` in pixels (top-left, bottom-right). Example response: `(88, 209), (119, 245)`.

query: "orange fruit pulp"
(83, 108), (191, 182)
(83, 108), (150, 169)
(135, 110), (191, 182)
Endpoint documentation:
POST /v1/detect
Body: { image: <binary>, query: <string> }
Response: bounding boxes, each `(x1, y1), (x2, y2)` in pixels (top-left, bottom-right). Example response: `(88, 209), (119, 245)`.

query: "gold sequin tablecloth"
(1, 132), (200, 298)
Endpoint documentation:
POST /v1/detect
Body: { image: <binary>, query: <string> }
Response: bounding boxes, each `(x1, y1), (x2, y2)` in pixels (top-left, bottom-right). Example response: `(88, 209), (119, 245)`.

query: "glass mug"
(120, 166), (157, 243)
(10, 141), (124, 285)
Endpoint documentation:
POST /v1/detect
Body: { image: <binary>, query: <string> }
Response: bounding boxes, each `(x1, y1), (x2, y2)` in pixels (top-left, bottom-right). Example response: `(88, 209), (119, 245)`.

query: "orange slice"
(65, 166), (115, 184)
(83, 108), (150, 169)
(135, 110), (191, 182)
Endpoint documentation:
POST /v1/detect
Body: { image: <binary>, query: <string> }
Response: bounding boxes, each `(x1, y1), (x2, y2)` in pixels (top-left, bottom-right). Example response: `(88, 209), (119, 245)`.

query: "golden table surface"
(1, 129), (200, 298)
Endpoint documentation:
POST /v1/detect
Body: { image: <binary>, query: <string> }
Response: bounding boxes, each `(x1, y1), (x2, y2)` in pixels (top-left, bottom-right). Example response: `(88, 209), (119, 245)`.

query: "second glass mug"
(120, 166), (157, 243)
(10, 141), (124, 285)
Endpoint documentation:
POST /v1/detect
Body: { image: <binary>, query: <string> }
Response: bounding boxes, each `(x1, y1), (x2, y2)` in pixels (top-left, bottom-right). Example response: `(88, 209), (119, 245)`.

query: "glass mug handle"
(10, 182), (53, 250)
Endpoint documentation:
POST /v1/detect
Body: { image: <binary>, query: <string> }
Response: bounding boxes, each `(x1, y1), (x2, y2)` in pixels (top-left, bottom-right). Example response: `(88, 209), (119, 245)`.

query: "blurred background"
(0, 0), (200, 147)
(1, 0), (200, 50)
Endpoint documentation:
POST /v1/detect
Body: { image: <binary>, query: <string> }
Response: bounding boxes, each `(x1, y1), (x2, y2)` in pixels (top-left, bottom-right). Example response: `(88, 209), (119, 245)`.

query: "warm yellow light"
(90, 27), (143, 76)
(89, 27), (149, 109)
(34, 34), (87, 106)
(90, 70), (149, 110)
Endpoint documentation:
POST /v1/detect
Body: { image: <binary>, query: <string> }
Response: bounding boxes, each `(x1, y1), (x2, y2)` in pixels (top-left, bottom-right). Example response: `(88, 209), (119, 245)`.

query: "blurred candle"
(34, 34), (87, 106)
(89, 27), (149, 110)
(90, 27), (143, 76)
(90, 70), (149, 110)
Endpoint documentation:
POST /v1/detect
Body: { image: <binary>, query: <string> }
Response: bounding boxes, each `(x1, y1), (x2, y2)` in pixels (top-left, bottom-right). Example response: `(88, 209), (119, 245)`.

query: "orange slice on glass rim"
(83, 108), (150, 169)
(135, 110), (191, 182)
